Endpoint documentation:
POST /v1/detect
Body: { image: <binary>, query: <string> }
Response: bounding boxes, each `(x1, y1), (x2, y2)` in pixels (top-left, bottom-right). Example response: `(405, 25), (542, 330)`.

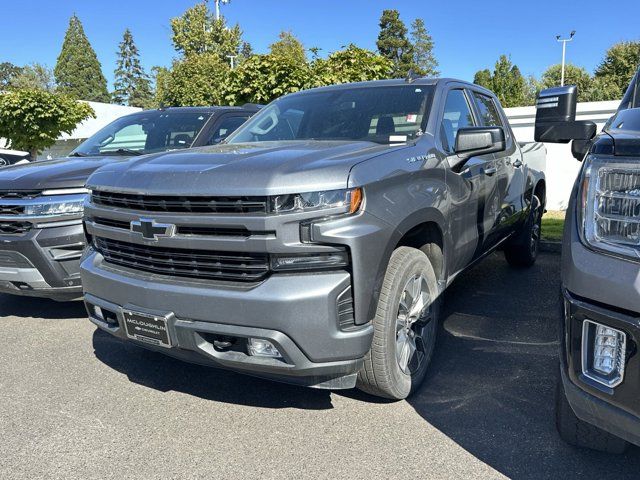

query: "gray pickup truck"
(81, 78), (546, 399)
(535, 67), (640, 452)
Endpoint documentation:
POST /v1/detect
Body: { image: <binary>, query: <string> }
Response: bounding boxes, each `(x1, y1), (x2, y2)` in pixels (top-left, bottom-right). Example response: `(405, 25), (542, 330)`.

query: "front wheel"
(357, 247), (439, 400)
(504, 195), (542, 268)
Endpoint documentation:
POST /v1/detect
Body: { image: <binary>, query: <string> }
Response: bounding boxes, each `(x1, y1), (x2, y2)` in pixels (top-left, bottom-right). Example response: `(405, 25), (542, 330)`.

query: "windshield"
(227, 85), (434, 145)
(72, 111), (212, 156)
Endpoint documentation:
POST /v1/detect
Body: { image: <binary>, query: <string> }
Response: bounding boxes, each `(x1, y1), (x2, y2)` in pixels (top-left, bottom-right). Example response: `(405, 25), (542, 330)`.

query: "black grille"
(92, 190), (268, 214)
(0, 221), (31, 235)
(0, 205), (25, 216)
(92, 217), (270, 238)
(0, 190), (41, 200)
(94, 237), (270, 282)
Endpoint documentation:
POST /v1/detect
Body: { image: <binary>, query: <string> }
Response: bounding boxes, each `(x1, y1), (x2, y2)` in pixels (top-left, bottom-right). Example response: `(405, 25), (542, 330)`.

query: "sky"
(2, 0), (639, 89)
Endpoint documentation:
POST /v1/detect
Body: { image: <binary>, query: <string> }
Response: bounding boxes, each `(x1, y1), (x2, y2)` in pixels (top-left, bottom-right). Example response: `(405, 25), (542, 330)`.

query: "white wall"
(504, 100), (619, 210)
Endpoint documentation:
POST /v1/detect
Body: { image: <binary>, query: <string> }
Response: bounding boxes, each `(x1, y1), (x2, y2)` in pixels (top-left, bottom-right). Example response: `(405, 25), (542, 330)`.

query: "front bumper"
(0, 223), (84, 300)
(81, 250), (373, 389)
(561, 290), (640, 446)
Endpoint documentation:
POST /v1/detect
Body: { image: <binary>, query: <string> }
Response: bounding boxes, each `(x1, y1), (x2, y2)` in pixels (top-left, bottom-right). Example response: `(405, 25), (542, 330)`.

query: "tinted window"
(227, 85), (434, 145)
(440, 89), (475, 152)
(207, 116), (250, 145)
(473, 93), (503, 127)
(73, 111), (212, 156)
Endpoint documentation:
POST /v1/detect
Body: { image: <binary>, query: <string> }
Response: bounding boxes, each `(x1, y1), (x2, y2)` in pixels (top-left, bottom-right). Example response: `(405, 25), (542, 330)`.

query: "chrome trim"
(41, 188), (89, 196)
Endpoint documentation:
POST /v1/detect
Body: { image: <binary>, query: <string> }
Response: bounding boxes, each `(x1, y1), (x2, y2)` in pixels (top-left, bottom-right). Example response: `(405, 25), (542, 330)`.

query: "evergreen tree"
(54, 14), (109, 102)
(376, 9), (414, 77)
(112, 29), (153, 108)
(410, 19), (438, 77)
(473, 55), (529, 107)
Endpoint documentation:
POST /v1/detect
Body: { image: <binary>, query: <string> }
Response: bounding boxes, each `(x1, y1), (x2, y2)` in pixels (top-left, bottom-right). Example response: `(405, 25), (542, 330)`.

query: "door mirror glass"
(534, 86), (597, 143)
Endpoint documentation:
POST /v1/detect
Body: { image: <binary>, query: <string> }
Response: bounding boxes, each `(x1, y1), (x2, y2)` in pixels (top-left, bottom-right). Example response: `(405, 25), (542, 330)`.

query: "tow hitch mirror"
(534, 86), (597, 160)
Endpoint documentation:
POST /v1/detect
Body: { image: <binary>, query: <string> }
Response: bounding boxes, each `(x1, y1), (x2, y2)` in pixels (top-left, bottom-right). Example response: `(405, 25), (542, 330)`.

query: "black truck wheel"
(555, 377), (628, 454)
(357, 247), (439, 400)
(504, 195), (542, 267)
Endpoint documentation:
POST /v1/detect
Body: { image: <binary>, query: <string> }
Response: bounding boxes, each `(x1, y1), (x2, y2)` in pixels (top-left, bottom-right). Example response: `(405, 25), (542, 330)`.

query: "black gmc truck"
(535, 66), (640, 452)
(0, 105), (258, 300)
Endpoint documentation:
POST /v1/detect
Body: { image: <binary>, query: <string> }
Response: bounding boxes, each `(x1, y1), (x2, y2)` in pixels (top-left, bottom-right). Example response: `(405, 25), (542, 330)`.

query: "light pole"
(227, 55), (237, 69)
(214, 0), (230, 21)
(556, 30), (576, 86)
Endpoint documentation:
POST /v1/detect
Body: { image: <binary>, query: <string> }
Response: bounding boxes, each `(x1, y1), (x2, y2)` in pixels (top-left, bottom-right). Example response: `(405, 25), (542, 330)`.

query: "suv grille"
(0, 221), (32, 235)
(92, 190), (268, 214)
(0, 205), (25, 216)
(94, 237), (270, 282)
(0, 190), (41, 200)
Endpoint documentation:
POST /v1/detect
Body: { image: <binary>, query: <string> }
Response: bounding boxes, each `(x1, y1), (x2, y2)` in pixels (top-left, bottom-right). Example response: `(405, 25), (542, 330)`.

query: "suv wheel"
(357, 246), (439, 400)
(555, 376), (628, 454)
(504, 194), (542, 267)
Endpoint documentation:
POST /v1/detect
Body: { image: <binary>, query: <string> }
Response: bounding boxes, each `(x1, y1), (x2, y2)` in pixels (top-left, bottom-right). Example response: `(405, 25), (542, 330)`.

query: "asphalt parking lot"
(1, 252), (639, 479)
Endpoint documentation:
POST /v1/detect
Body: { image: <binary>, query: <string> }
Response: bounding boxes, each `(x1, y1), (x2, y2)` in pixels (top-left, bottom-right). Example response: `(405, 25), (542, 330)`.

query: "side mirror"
(571, 139), (591, 161)
(534, 86), (597, 144)
(454, 126), (506, 159)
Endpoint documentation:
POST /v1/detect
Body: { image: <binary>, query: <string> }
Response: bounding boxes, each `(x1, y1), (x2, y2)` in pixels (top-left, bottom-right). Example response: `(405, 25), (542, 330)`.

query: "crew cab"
(81, 78), (546, 399)
(0, 105), (259, 300)
(536, 67), (640, 452)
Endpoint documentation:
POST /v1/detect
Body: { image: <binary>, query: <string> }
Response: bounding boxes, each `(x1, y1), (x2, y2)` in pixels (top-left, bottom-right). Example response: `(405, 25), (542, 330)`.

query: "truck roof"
(139, 105), (262, 115)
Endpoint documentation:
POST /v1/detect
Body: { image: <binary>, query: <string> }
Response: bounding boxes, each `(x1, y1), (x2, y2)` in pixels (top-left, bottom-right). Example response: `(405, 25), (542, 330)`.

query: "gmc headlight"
(269, 188), (362, 214)
(24, 188), (88, 217)
(580, 154), (640, 259)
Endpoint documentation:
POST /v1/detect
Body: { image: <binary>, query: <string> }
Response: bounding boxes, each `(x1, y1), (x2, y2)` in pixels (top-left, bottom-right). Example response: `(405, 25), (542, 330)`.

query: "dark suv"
(0, 105), (259, 300)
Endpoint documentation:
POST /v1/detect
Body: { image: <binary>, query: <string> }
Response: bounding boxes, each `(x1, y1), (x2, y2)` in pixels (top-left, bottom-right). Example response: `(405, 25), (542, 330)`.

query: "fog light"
(582, 319), (627, 388)
(247, 338), (282, 358)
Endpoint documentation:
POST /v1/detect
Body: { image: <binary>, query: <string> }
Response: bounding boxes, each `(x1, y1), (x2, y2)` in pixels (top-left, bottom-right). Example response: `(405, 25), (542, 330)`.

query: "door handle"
(512, 159), (523, 168)
(483, 166), (497, 176)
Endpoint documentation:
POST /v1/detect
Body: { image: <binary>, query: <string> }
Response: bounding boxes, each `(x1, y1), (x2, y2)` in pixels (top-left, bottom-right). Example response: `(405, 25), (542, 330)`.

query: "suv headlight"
(580, 154), (640, 259)
(269, 188), (362, 214)
(24, 188), (88, 217)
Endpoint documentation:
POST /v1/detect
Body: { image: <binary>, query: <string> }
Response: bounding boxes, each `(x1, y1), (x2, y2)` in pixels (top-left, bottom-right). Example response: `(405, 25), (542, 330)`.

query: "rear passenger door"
(471, 92), (525, 243)
(439, 88), (499, 273)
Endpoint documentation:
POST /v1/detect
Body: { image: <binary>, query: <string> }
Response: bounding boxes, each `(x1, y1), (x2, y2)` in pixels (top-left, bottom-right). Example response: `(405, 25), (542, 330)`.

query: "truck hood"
(0, 156), (127, 191)
(87, 141), (407, 196)
(605, 108), (640, 157)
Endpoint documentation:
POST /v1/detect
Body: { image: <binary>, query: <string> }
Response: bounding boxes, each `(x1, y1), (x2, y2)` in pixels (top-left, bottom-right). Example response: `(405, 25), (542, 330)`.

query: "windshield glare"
(227, 85), (434, 145)
(72, 111), (212, 156)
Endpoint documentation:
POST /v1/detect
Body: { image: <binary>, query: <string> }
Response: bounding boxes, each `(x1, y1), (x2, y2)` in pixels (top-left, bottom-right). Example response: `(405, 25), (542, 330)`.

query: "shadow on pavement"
(92, 328), (333, 410)
(404, 253), (640, 479)
(0, 293), (85, 320)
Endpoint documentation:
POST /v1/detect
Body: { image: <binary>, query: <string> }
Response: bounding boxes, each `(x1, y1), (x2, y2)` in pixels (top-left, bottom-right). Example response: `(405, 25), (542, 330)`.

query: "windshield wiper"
(109, 148), (143, 156)
(68, 151), (88, 157)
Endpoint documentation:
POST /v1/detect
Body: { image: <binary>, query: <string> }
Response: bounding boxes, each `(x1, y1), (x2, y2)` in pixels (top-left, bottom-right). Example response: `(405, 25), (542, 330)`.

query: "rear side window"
(473, 93), (503, 127)
(440, 89), (475, 152)
(207, 116), (250, 145)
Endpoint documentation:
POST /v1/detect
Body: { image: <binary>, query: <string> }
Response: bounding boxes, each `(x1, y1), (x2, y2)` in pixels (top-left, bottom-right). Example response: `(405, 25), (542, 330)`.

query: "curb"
(540, 241), (562, 254)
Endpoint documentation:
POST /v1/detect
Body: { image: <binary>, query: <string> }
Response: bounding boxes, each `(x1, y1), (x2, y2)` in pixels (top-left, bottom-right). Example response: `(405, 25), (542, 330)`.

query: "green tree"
(112, 29), (153, 108)
(0, 62), (22, 89)
(473, 55), (529, 107)
(594, 41), (640, 99)
(54, 14), (109, 102)
(540, 63), (592, 102)
(0, 89), (94, 159)
(224, 54), (312, 105)
(410, 19), (438, 76)
(269, 31), (306, 64)
(9, 63), (56, 92)
(155, 54), (230, 107)
(170, 1), (242, 61)
(312, 44), (393, 86)
(376, 9), (414, 77)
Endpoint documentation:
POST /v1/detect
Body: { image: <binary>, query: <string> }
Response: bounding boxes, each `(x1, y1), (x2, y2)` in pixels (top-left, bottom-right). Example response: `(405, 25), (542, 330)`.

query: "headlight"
(269, 188), (362, 214)
(580, 154), (640, 259)
(24, 191), (87, 217)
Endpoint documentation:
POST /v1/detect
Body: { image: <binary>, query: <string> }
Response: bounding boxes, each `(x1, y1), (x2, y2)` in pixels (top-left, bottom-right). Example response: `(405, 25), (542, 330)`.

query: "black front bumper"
(561, 289), (640, 446)
(0, 223), (85, 300)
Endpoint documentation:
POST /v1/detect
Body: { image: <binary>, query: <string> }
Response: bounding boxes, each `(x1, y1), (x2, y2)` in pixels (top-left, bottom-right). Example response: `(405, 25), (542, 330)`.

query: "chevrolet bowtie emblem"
(130, 218), (176, 241)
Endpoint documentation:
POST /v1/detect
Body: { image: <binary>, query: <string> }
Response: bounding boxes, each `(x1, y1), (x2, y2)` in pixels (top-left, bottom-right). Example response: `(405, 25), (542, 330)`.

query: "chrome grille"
(91, 190), (268, 214)
(94, 237), (270, 282)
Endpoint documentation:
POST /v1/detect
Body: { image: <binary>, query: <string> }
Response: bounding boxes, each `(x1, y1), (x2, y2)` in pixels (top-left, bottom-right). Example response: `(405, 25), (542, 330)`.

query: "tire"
(555, 376), (628, 454)
(504, 194), (542, 268)
(357, 246), (439, 400)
